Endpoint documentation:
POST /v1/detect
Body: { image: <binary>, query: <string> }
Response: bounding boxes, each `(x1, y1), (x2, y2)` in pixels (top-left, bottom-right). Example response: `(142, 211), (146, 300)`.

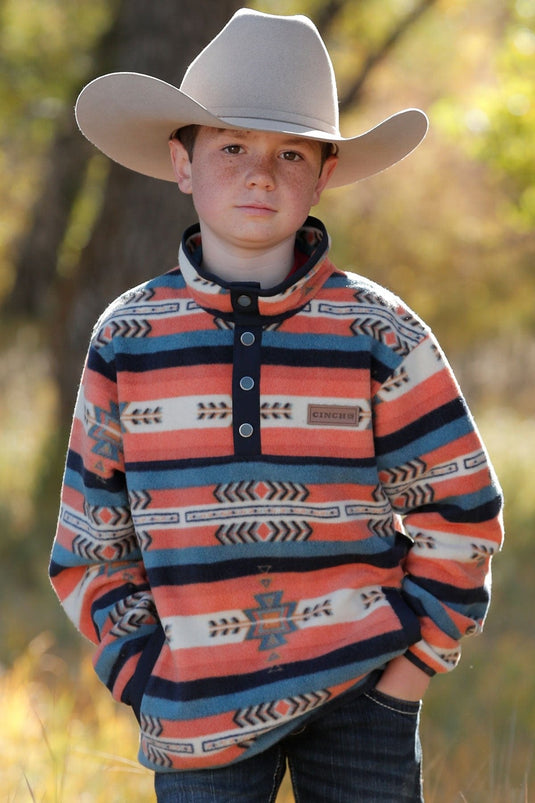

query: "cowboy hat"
(75, 8), (428, 188)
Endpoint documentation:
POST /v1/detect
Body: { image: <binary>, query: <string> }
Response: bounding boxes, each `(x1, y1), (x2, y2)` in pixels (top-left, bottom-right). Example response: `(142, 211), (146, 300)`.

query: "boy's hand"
(375, 655), (431, 702)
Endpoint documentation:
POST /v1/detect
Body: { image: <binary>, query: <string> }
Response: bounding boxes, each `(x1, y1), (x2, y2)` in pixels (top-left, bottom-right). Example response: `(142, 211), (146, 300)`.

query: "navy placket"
(230, 287), (263, 457)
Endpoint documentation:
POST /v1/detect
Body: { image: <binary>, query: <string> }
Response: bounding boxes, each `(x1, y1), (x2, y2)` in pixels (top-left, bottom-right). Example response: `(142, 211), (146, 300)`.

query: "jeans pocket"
(364, 686), (421, 716)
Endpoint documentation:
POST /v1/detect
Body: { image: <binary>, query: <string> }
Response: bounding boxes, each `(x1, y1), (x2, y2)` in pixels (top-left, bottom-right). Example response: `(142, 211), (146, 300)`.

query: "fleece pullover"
(50, 217), (503, 772)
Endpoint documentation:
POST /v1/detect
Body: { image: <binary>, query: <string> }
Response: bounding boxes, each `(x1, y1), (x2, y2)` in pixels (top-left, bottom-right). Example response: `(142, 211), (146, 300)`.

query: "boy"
(49, 9), (504, 802)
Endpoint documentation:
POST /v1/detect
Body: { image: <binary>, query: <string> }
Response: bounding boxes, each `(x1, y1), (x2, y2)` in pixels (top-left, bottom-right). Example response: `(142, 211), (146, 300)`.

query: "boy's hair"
(170, 125), (338, 173)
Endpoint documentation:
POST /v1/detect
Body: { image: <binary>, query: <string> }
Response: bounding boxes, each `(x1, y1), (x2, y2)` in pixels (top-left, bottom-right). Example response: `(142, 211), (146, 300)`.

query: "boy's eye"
(222, 144), (243, 155)
(280, 151), (302, 162)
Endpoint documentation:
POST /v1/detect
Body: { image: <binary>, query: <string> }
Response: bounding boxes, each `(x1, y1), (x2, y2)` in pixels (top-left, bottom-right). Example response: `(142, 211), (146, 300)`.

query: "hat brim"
(75, 72), (428, 188)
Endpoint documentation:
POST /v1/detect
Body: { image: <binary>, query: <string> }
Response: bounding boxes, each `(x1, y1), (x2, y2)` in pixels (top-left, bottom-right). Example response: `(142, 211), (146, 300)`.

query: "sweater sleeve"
(49, 326), (164, 715)
(373, 324), (504, 676)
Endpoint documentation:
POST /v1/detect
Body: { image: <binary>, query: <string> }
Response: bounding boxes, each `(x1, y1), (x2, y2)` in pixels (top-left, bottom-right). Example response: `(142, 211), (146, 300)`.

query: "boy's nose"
(245, 156), (275, 190)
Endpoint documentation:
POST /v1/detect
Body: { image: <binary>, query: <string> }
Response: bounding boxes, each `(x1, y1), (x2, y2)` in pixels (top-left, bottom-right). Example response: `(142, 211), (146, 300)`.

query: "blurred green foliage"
(0, 0), (112, 296)
(434, 0), (535, 229)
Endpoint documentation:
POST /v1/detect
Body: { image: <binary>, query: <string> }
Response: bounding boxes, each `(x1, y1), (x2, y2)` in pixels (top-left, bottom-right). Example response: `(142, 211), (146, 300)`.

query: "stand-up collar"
(178, 216), (335, 319)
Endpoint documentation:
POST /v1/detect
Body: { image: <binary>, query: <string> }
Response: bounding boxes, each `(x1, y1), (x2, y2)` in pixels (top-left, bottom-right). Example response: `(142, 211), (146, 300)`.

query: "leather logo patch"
(307, 404), (361, 427)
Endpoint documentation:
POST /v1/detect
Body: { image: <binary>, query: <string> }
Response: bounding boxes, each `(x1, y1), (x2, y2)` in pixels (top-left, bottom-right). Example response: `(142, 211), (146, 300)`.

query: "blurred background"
(1, 0), (533, 800)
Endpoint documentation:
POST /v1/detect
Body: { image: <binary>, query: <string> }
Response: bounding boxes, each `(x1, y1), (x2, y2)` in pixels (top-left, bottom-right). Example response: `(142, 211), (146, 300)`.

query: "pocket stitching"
(364, 689), (420, 716)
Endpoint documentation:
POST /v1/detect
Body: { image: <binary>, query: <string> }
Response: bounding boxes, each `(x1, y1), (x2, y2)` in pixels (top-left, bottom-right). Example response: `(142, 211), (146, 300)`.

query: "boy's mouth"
(237, 202), (277, 214)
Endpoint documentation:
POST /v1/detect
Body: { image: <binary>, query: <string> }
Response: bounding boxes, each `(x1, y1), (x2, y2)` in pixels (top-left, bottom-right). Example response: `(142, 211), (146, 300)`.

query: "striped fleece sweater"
(50, 217), (503, 772)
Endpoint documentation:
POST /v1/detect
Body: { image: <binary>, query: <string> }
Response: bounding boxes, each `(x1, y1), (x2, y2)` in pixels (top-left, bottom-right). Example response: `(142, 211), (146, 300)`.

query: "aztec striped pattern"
(50, 218), (503, 771)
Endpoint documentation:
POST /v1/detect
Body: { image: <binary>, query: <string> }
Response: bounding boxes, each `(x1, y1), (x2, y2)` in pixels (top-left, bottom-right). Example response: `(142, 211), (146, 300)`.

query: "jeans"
(154, 686), (424, 802)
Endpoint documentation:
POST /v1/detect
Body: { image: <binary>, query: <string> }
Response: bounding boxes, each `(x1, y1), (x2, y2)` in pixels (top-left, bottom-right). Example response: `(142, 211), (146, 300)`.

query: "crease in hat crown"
(178, 9), (340, 137)
(74, 7), (429, 186)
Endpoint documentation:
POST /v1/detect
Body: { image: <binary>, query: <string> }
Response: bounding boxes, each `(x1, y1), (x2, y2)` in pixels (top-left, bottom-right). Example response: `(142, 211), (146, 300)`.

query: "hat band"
(209, 106), (339, 137)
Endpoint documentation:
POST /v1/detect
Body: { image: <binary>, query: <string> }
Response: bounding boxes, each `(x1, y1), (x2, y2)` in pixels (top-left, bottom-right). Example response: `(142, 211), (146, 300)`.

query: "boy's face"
(169, 126), (337, 261)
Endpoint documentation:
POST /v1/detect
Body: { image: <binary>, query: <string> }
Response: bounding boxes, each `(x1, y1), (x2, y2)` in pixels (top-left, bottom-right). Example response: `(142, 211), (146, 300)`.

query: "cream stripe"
(119, 395), (371, 433)
(163, 585), (388, 650)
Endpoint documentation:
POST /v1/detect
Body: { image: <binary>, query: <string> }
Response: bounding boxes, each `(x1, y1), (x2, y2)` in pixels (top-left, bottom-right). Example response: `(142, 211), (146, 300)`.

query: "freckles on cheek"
(195, 163), (236, 195)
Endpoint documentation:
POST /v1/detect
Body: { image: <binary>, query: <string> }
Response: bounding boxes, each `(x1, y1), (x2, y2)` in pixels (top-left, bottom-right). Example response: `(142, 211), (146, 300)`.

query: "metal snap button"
(236, 294), (252, 308)
(238, 423), (254, 438)
(239, 376), (255, 391)
(240, 331), (255, 346)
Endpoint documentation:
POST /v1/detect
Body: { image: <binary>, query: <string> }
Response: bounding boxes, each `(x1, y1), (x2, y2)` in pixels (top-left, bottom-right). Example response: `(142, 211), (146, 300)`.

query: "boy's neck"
(199, 226), (296, 289)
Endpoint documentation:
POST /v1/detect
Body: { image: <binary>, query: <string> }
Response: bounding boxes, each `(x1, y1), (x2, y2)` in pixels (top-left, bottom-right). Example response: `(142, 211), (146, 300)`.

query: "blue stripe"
(112, 328), (234, 355)
(146, 270), (185, 289)
(49, 543), (94, 570)
(409, 575), (489, 608)
(93, 325), (400, 372)
(377, 419), (473, 470)
(124, 456), (378, 491)
(141, 535), (399, 570)
(107, 337), (396, 376)
(402, 578), (463, 639)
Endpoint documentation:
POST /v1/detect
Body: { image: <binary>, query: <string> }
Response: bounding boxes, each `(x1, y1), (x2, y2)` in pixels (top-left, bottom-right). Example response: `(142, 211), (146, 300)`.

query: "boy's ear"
(312, 154), (338, 206)
(169, 138), (193, 194)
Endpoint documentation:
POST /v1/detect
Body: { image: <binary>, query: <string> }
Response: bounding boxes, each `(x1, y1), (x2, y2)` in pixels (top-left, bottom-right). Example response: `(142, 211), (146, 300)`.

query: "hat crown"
(180, 9), (340, 136)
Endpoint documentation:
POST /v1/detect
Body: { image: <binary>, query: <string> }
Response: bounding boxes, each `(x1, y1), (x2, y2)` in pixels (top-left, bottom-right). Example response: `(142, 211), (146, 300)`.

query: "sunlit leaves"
(431, 2), (535, 227)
